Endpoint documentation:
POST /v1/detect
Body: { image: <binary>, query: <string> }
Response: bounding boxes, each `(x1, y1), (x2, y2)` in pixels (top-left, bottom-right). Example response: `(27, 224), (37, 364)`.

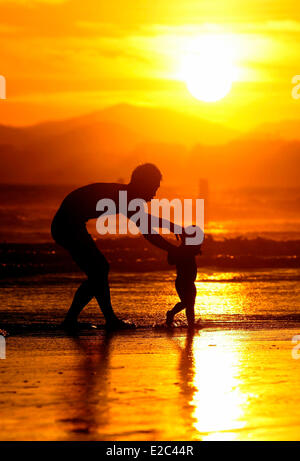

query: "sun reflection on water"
(194, 278), (250, 319)
(178, 331), (249, 440)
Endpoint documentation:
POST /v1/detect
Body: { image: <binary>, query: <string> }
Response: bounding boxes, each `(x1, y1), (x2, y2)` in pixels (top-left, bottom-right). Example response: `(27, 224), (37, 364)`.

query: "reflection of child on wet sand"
(166, 238), (202, 329)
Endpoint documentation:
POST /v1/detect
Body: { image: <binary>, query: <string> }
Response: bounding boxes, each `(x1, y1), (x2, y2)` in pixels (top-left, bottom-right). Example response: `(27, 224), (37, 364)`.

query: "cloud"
(0, 23), (22, 34)
(75, 21), (142, 38)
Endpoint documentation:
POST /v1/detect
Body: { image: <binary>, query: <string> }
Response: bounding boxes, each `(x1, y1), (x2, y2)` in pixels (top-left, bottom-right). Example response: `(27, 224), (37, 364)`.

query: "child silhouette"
(166, 227), (202, 329)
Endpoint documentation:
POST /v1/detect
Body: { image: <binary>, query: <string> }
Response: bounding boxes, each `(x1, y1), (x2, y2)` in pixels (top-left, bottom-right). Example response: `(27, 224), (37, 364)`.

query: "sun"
(180, 35), (237, 103)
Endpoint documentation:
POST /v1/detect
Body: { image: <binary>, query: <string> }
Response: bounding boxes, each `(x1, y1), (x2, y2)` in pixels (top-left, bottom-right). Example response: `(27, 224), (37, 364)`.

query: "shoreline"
(0, 237), (299, 279)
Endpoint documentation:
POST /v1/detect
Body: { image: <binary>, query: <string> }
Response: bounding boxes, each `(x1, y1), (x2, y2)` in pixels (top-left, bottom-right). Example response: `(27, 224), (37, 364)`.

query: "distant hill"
(77, 104), (239, 146)
(0, 103), (238, 146)
(190, 138), (300, 188)
(253, 119), (300, 141)
(0, 103), (299, 188)
(0, 119), (147, 184)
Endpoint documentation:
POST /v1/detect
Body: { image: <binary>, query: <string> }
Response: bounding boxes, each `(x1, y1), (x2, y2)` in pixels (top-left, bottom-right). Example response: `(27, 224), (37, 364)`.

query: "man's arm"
(126, 209), (183, 251)
(126, 209), (183, 234)
(145, 213), (183, 234)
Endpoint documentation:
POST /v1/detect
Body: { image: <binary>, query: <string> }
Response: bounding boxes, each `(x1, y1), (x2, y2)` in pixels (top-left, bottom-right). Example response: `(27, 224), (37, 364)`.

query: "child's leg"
(166, 302), (185, 325)
(185, 283), (196, 328)
(185, 304), (195, 328)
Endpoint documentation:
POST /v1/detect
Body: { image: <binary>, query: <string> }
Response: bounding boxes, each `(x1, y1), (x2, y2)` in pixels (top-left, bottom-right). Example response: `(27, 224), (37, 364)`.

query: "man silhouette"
(51, 163), (180, 330)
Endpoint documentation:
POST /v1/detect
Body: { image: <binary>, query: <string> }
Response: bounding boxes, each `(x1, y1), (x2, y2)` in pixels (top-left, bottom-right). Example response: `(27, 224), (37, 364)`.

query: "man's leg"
(88, 270), (135, 329)
(67, 237), (133, 329)
(166, 302), (184, 325)
(64, 279), (94, 326)
(63, 275), (119, 327)
(87, 269), (119, 325)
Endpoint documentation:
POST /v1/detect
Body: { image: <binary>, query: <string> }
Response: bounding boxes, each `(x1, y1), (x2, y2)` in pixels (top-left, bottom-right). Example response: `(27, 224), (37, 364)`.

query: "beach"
(1, 0), (300, 444)
(2, 327), (300, 441)
(1, 269), (300, 441)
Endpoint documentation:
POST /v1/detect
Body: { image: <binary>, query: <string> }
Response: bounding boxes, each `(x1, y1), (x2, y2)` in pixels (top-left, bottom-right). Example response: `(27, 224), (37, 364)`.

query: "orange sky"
(1, 0), (300, 130)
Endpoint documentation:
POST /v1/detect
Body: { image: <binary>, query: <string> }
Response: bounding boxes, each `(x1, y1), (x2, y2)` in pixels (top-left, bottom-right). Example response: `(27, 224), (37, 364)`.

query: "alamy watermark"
(291, 335), (300, 359)
(291, 75), (300, 100)
(96, 192), (204, 245)
(0, 75), (6, 99)
(0, 335), (5, 359)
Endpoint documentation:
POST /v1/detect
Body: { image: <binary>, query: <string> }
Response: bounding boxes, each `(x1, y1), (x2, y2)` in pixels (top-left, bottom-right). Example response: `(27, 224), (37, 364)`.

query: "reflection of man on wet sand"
(57, 334), (112, 438)
(51, 164), (181, 331)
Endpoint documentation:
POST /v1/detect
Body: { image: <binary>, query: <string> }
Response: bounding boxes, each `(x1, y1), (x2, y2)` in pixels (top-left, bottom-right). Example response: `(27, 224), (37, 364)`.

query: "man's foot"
(105, 319), (136, 331)
(166, 310), (174, 327)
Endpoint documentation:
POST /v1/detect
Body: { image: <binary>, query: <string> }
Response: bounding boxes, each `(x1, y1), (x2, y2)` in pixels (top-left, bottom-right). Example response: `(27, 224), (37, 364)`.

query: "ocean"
(1, 268), (300, 332)
(1, 269), (300, 441)
(1, 185), (300, 440)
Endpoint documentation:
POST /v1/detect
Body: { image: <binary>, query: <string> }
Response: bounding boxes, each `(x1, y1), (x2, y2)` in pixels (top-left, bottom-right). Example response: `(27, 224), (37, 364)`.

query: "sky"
(1, 0), (300, 129)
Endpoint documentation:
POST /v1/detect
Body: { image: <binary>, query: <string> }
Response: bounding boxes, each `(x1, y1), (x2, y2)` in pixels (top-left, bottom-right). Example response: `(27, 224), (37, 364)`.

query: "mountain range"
(0, 103), (299, 190)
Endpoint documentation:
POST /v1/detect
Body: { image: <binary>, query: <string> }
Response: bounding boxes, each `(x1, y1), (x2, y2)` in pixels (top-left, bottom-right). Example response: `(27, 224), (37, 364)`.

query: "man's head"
(128, 163), (162, 201)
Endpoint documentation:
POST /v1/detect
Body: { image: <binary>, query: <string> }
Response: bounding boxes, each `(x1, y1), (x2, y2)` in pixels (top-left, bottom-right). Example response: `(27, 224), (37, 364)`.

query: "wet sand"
(1, 327), (300, 441)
